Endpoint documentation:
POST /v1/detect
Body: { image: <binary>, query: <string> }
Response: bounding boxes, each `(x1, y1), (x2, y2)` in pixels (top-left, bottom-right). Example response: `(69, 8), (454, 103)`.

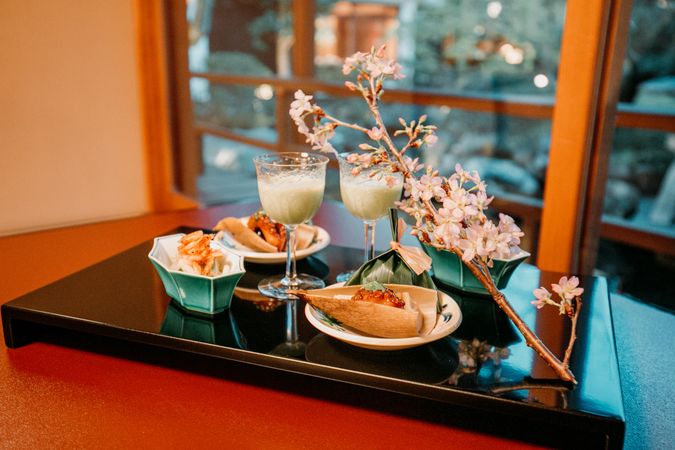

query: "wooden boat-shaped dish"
(296, 284), (462, 351)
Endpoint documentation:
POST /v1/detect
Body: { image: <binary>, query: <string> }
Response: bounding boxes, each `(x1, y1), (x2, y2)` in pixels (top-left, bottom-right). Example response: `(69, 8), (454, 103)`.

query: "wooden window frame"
(146, 0), (673, 268)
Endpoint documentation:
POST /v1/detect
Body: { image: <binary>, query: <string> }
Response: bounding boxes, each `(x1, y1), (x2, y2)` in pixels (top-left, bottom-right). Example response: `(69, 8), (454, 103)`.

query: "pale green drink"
(258, 177), (325, 225)
(340, 178), (402, 221)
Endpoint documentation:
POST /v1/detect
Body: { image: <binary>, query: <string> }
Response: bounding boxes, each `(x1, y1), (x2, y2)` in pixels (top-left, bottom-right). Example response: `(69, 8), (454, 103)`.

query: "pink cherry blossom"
(458, 224), (485, 262)
(367, 127), (384, 141)
(552, 276), (584, 301)
(402, 156), (423, 174)
(531, 287), (555, 309)
(342, 51), (367, 75)
(473, 191), (492, 216)
(433, 214), (462, 248)
(498, 213), (524, 247)
(289, 90), (313, 120)
(304, 124), (336, 154)
(397, 198), (429, 223)
(414, 174), (445, 202)
(442, 189), (477, 221)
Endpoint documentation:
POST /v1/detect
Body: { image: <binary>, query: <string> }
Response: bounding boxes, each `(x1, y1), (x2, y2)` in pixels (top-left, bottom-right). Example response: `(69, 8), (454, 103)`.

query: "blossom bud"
(376, 45), (386, 58)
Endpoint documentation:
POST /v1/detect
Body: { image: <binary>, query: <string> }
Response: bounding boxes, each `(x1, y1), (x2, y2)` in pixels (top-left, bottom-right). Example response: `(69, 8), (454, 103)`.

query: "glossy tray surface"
(1, 228), (625, 448)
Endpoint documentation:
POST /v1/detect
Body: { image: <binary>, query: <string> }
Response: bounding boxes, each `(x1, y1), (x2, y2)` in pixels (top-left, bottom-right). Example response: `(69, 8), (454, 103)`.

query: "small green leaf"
(363, 281), (386, 291)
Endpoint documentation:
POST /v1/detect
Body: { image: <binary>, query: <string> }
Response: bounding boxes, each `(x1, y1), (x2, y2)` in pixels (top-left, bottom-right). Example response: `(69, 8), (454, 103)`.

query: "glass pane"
(192, 80), (278, 143)
(597, 0), (675, 310)
(197, 135), (266, 205)
(316, 93), (549, 199)
(619, 0), (675, 111)
(598, 127), (675, 310)
(187, 0), (292, 77)
(315, 0), (566, 97)
(596, 239), (675, 311)
(604, 128), (674, 228)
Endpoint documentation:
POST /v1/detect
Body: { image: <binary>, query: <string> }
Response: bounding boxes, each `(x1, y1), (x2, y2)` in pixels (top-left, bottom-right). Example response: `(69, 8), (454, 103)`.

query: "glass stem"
(363, 220), (376, 263)
(286, 300), (298, 343)
(284, 224), (298, 287)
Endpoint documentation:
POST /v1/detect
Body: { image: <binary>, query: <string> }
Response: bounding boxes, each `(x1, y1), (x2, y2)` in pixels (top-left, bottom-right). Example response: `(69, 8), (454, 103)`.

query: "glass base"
(258, 274), (325, 300)
(269, 341), (307, 358)
(335, 270), (355, 284)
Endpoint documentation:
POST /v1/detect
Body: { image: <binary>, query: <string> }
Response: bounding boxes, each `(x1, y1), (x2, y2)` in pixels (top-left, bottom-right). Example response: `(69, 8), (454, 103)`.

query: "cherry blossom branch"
(473, 257), (576, 383)
(321, 112), (370, 134)
(413, 190), (576, 382)
(289, 45), (583, 384)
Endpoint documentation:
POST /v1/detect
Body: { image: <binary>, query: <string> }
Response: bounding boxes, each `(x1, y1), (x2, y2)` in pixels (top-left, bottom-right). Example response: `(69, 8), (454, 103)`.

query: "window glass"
(192, 79), (278, 143)
(187, 0), (292, 77)
(598, 0), (675, 311)
(317, 93), (550, 200)
(197, 135), (267, 205)
(604, 128), (674, 229)
(619, 0), (675, 111)
(599, 127), (675, 309)
(315, 0), (566, 97)
(597, 239), (675, 311)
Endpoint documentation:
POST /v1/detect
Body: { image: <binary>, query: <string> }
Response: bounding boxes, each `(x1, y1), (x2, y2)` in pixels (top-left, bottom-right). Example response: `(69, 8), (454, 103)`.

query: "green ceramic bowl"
(149, 233), (245, 314)
(420, 243), (530, 296)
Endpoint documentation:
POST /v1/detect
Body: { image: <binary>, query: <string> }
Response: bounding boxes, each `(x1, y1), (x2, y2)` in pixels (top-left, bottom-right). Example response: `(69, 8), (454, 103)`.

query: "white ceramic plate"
(217, 219), (330, 264)
(304, 291), (462, 351)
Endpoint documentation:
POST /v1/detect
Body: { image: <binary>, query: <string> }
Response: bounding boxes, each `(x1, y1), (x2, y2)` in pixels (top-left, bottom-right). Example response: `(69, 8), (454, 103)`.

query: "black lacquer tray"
(2, 228), (624, 448)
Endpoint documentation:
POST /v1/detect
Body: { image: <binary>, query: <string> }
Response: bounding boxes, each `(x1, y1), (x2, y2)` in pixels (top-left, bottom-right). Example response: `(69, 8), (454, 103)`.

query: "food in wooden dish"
(289, 282), (439, 338)
(214, 211), (317, 253)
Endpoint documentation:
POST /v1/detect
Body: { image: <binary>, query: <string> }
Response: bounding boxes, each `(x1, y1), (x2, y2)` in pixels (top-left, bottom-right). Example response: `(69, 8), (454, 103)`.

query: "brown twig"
(321, 113), (370, 134)
(470, 255), (576, 383)
(562, 297), (582, 369)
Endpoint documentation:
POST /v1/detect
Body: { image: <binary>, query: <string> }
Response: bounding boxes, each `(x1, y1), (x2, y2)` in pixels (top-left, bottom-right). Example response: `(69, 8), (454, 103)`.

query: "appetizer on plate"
(214, 211), (317, 253)
(290, 282), (439, 339)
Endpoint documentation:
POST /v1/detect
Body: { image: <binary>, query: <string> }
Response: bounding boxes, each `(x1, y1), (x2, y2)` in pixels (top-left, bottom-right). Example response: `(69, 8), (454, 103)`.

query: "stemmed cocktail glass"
(336, 153), (403, 282)
(254, 152), (329, 299)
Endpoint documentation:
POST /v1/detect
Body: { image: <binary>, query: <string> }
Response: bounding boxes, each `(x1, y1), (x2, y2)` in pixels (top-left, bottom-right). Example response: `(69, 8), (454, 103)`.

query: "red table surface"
(0, 203), (545, 449)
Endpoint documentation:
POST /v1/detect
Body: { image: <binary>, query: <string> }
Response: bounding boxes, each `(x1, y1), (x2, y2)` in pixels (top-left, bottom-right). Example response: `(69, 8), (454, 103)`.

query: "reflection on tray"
(306, 334), (458, 384)
(238, 255), (330, 288)
(269, 300), (306, 359)
(160, 302), (247, 349)
(438, 283), (520, 348)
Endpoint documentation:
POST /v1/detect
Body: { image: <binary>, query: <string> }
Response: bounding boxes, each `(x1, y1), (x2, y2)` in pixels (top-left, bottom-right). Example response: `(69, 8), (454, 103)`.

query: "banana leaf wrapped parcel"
(345, 210), (436, 291)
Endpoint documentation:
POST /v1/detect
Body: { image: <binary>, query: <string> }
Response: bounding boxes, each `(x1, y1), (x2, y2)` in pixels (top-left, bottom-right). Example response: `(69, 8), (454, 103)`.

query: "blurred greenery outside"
(186, 0), (675, 310)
